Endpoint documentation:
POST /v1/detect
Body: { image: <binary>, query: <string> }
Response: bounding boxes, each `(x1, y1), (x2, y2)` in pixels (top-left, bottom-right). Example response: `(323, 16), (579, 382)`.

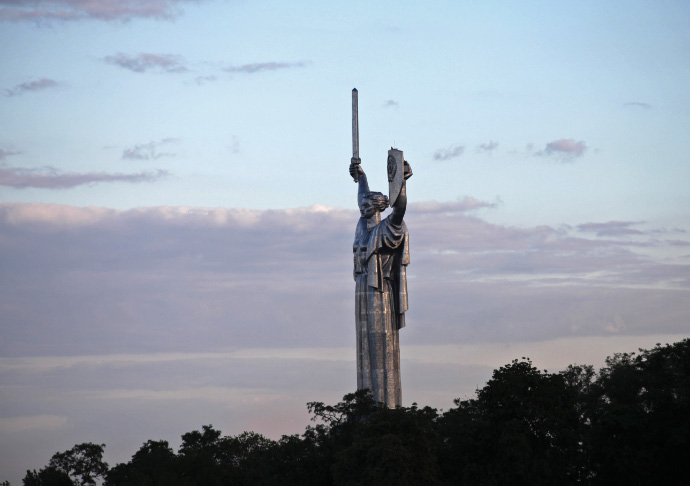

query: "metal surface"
(351, 153), (411, 408)
(351, 88), (361, 182)
(387, 148), (404, 207)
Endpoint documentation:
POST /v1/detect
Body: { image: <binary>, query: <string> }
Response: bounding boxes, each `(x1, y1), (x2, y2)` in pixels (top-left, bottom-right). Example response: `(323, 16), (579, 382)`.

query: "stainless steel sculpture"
(349, 88), (412, 408)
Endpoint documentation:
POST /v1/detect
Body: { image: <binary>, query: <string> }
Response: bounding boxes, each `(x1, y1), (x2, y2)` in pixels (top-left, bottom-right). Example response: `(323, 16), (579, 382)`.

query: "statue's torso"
(353, 218), (397, 283)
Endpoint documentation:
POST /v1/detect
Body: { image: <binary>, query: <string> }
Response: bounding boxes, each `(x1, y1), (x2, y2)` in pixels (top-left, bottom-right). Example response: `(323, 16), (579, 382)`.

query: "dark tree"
(176, 425), (277, 485)
(44, 443), (108, 486)
(332, 404), (441, 486)
(105, 440), (182, 486)
(305, 389), (381, 484)
(585, 339), (690, 486)
(23, 467), (74, 486)
(439, 359), (582, 485)
(176, 425), (227, 486)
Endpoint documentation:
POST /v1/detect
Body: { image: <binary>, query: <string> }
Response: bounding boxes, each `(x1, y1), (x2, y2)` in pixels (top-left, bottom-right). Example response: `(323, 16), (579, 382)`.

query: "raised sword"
(351, 88), (361, 182)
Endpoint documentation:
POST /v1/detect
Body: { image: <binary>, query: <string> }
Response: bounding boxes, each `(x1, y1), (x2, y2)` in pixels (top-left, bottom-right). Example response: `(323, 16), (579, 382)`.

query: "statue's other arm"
(390, 161), (412, 225)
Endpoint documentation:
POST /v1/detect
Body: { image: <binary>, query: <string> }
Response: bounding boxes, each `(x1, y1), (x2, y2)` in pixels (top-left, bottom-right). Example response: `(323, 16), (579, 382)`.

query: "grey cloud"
(103, 53), (188, 73)
(433, 144), (464, 161)
(224, 61), (310, 74)
(476, 140), (499, 154)
(122, 138), (179, 160)
(1, 201), (688, 358)
(0, 167), (169, 189)
(0, 0), (191, 23)
(536, 138), (587, 160)
(383, 99), (399, 108)
(3, 78), (59, 96)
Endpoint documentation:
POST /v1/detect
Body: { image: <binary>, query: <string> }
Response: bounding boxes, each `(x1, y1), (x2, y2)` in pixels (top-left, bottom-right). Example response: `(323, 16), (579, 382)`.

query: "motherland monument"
(349, 88), (412, 408)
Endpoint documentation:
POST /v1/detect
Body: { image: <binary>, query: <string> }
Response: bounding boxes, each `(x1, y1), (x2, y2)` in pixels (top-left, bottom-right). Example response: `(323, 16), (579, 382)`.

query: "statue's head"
(360, 191), (389, 218)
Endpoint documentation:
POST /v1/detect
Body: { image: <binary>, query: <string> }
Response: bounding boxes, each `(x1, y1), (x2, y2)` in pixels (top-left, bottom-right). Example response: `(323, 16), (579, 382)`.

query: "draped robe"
(353, 213), (409, 407)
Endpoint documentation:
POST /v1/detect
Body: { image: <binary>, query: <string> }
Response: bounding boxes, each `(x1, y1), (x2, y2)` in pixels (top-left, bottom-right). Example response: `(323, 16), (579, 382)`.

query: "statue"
(349, 88), (412, 408)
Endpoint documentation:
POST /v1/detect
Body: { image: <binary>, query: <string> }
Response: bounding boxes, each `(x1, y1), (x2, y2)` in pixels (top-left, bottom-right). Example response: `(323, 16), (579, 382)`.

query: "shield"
(387, 148), (404, 207)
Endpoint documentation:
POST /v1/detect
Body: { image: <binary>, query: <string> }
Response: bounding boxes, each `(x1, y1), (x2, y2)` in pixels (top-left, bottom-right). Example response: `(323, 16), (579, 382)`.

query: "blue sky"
(1, 1), (690, 483)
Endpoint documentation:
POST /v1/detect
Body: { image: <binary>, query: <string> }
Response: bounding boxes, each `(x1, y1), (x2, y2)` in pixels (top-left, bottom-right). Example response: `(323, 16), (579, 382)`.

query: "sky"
(1, 0), (690, 482)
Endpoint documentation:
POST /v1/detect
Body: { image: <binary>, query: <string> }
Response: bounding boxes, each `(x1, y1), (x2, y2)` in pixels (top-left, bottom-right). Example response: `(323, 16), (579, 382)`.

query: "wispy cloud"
(536, 138), (587, 161)
(229, 135), (240, 154)
(433, 144), (465, 161)
(224, 61), (310, 74)
(476, 140), (499, 154)
(0, 0), (193, 23)
(103, 53), (188, 73)
(383, 99), (399, 108)
(577, 221), (645, 238)
(411, 197), (501, 214)
(624, 101), (652, 109)
(0, 148), (21, 160)
(3, 78), (60, 96)
(0, 415), (68, 433)
(122, 138), (179, 160)
(0, 166), (169, 189)
(195, 75), (218, 85)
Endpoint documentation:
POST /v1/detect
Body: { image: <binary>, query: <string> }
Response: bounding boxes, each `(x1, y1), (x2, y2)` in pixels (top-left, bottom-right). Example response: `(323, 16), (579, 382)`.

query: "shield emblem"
(387, 148), (404, 207)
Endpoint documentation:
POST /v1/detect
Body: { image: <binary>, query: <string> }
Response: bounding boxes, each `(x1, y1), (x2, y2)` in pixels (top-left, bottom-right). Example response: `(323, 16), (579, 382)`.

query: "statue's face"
(387, 155), (397, 183)
(360, 199), (377, 218)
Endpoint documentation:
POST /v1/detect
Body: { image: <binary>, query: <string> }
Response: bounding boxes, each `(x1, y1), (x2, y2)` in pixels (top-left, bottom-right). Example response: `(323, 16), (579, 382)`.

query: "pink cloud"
(103, 53), (188, 73)
(224, 61), (310, 74)
(0, 166), (169, 189)
(537, 138), (587, 160)
(3, 78), (59, 96)
(0, 0), (192, 23)
(122, 138), (179, 160)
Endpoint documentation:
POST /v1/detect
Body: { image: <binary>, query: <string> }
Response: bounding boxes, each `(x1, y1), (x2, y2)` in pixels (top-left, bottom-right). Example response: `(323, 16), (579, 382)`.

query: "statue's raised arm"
(349, 161), (369, 207)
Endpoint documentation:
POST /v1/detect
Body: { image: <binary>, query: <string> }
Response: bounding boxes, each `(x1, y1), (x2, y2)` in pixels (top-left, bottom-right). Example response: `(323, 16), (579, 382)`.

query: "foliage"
(23, 467), (74, 486)
(104, 440), (181, 486)
(439, 358), (582, 485)
(584, 340), (690, 485)
(24, 338), (690, 485)
(332, 403), (441, 485)
(48, 443), (108, 486)
(23, 443), (107, 486)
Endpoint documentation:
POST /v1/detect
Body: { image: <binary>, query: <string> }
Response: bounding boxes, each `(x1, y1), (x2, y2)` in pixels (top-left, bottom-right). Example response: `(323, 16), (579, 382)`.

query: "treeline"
(21, 338), (690, 486)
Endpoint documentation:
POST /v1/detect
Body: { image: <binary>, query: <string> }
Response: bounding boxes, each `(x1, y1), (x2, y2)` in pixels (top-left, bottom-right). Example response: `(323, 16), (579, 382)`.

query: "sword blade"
(351, 88), (360, 182)
(352, 88), (359, 159)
